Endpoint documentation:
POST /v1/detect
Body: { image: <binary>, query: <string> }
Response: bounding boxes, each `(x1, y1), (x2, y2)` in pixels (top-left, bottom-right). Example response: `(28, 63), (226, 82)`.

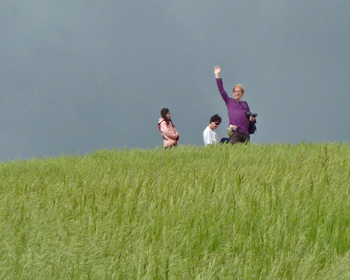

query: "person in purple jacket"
(214, 65), (256, 144)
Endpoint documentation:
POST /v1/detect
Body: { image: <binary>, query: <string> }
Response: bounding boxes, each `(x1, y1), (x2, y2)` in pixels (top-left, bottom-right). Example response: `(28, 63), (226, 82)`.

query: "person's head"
(232, 84), (245, 101)
(209, 114), (221, 130)
(160, 108), (171, 123)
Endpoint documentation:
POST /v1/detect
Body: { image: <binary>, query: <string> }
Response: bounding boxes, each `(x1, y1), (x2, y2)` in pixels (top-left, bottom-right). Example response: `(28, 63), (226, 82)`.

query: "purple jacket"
(216, 78), (254, 135)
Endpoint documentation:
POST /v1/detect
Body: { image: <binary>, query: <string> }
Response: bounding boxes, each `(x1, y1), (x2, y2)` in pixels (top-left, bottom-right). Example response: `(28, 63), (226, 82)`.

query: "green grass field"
(1, 143), (349, 279)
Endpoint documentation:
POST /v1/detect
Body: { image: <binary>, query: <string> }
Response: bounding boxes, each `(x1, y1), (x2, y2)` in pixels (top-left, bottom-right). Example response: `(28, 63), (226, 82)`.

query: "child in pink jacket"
(158, 108), (179, 148)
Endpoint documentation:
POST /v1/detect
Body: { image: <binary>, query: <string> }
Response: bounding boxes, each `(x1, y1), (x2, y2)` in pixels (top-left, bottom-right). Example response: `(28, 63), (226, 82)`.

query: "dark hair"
(160, 108), (171, 125)
(210, 114), (221, 124)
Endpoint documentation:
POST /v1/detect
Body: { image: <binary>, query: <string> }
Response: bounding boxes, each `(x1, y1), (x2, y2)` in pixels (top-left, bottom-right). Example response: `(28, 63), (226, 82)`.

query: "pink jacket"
(158, 118), (179, 147)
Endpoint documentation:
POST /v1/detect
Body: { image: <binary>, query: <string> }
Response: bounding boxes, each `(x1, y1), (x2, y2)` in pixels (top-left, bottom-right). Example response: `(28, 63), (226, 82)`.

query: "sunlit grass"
(0, 143), (349, 279)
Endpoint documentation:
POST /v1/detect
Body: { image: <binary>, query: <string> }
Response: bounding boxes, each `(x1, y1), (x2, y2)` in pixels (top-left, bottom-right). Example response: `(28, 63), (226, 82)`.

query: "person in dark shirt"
(214, 65), (256, 144)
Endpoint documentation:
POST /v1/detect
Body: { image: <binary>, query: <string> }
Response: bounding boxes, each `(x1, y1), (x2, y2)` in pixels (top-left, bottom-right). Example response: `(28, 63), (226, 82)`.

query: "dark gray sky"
(1, 1), (349, 161)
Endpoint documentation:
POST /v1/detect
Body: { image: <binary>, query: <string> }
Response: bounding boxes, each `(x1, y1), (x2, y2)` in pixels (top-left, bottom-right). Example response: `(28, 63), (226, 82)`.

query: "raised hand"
(214, 65), (221, 78)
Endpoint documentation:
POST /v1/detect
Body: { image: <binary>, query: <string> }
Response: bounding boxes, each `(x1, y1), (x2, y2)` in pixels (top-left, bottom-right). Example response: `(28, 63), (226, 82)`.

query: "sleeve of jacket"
(246, 102), (257, 124)
(216, 78), (229, 104)
(160, 121), (179, 139)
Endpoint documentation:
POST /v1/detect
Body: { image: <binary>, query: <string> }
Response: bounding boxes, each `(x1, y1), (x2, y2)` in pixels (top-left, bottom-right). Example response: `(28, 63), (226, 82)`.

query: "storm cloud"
(1, 1), (349, 161)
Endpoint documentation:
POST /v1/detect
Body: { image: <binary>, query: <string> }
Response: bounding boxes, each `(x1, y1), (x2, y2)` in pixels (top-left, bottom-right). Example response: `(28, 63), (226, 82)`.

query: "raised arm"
(214, 65), (229, 103)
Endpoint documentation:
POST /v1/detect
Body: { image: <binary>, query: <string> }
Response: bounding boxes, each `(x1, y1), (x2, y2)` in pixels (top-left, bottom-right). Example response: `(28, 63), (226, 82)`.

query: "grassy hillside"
(0, 143), (349, 279)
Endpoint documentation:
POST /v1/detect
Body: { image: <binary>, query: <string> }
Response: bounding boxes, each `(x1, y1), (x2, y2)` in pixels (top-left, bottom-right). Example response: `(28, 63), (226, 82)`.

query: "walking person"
(214, 65), (256, 144)
(158, 108), (179, 148)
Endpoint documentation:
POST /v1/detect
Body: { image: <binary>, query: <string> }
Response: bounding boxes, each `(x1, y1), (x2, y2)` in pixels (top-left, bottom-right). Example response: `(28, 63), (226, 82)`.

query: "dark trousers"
(229, 131), (250, 144)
